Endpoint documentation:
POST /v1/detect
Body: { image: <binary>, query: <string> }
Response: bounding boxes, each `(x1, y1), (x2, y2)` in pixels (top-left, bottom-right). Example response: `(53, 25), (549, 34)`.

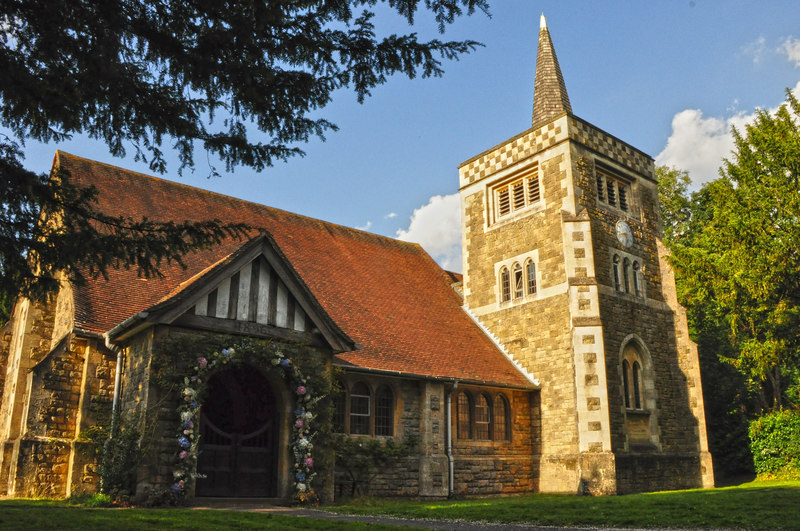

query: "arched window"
(457, 392), (472, 439)
(500, 267), (510, 302)
(375, 386), (394, 436)
(333, 388), (347, 433)
(350, 382), (371, 435)
(622, 344), (648, 412)
(632, 261), (642, 297)
(623, 258), (631, 293)
(526, 260), (537, 295)
(622, 359), (631, 409)
(632, 362), (643, 410)
(475, 394), (491, 440)
(513, 263), (524, 299)
(613, 255), (621, 292)
(493, 395), (510, 441)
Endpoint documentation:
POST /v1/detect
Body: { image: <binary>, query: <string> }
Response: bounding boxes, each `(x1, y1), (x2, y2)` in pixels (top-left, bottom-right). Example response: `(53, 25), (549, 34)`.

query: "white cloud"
(655, 109), (750, 184)
(396, 193), (462, 272)
(780, 37), (800, 66)
(743, 36), (767, 64)
(356, 220), (372, 231)
(384, 212), (397, 219)
(656, 82), (800, 186)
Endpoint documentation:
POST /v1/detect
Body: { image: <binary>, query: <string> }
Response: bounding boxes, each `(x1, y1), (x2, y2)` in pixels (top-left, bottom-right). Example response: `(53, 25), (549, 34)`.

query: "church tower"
(458, 15), (713, 494)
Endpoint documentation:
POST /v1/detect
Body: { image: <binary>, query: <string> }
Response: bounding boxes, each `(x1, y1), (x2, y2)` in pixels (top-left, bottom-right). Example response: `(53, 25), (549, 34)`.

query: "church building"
(0, 17), (713, 501)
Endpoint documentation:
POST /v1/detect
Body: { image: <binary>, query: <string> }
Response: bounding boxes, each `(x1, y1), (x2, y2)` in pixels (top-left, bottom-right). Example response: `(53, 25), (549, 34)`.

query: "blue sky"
(9, 2), (800, 271)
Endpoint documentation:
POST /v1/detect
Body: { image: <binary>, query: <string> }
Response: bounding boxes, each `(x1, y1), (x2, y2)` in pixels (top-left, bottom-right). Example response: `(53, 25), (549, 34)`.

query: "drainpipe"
(445, 380), (458, 498)
(105, 335), (123, 434)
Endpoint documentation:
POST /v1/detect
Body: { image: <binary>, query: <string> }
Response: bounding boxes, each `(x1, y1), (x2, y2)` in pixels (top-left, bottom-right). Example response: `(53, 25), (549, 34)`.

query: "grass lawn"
(331, 479), (799, 529)
(0, 499), (409, 530)
(1, 479), (795, 529)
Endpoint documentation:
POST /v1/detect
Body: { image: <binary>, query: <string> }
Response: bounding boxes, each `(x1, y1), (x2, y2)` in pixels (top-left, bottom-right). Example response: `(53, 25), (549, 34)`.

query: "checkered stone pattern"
(569, 118), (654, 179)
(459, 121), (568, 186)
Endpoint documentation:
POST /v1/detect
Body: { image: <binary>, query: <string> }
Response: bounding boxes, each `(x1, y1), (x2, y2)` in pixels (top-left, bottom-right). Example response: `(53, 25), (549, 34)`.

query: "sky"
(8, 1), (800, 272)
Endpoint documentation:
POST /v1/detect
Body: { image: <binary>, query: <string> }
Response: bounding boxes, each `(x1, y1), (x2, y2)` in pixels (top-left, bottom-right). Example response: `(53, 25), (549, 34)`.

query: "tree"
(0, 0), (489, 321)
(658, 165), (755, 478)
(668, 89), (800, 412)
(655, 165), (692, 244)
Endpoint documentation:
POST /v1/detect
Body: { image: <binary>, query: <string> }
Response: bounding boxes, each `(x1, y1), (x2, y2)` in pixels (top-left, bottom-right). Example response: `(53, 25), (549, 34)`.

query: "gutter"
(445, 380), (458, 498)
(334, 364), (536, 391)
(105, 311), (151, 342)
(104, 334), (124, 434)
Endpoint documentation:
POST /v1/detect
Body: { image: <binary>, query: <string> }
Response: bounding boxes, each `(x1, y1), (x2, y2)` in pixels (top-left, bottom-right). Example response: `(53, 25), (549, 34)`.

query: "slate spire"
(532, 14), (572, 126)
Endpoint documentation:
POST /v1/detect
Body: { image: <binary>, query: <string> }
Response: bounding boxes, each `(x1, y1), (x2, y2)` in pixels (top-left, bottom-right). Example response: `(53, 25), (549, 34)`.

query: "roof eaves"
(334, 363), (538, 390)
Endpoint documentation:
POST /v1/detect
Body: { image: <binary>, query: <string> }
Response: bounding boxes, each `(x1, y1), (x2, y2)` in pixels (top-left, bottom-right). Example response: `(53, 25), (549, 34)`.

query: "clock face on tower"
(616, 220), (633, 248)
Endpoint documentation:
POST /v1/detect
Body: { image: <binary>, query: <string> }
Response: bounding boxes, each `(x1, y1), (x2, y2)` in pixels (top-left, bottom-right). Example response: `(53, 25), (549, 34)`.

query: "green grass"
(331, 479), (799, 529)
(1, 480), (795, 530)
(0, 499), (410, 530)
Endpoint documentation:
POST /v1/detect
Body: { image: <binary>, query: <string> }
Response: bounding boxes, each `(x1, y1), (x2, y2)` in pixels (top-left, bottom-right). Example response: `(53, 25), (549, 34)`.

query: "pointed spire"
(532, 14), (572, 126)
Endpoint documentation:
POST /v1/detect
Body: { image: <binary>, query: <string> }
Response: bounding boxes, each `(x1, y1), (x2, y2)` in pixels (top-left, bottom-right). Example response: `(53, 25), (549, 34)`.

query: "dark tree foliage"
(657, 90), (800, 476)
(659, 168), (756, 479)
(669, 91), (800, 413)
(0, 0), (489, 322)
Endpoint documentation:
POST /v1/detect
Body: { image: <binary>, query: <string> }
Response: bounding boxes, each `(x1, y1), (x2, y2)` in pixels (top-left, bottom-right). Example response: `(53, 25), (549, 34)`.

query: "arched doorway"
(195, 365), (279, 497)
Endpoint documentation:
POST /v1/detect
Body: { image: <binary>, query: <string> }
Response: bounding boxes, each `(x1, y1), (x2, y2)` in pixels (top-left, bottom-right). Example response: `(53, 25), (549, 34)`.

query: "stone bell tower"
(458, 15), (713, 494)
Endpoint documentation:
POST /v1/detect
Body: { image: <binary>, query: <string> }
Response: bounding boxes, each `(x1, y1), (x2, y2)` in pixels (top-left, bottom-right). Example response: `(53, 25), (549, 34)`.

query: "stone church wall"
(12, 335), (116, 497)
(460, 122), (584, 493)
(571, 125), (713, 492)
(452, 389), (539, 496)
(334, 376), (539, 499)
(0, 322), (11, 406)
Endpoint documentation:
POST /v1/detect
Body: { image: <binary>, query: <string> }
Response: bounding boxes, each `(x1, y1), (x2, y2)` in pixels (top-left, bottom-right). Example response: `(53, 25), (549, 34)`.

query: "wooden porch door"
(195, 366), (278, 497)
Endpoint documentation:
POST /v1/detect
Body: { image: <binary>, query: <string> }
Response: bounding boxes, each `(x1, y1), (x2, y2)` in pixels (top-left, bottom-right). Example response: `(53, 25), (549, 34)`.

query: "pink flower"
(178, 480), (185, 488)
(179, 451), (188, 460)
(295, 419), (304, 428)
(184, 429), (190, 435)
(197, 357), (208, 369)
(305, 457), (313, 467)
(297, 386), (307, 395)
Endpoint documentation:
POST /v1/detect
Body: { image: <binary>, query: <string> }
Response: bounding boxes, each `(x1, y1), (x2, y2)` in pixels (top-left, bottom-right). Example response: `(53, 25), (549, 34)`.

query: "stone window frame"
(495, 250), (540, 307)
(455, 389), (512, 443)
(333, 379), (398, 438)
(618, 336), (661, 450)
(609, 249), (646, 300)
(595, 162), (635, 216)
(486, 162), (544, 226)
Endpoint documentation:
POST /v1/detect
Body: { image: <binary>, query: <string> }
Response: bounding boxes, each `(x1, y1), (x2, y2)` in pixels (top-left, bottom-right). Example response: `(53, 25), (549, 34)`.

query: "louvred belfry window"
(492, 164), (541, 221)
(596, 167), (632, 213)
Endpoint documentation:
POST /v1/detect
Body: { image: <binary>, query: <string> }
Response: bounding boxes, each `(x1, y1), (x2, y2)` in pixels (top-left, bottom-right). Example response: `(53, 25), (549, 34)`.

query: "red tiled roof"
(57, 152), (533, 388)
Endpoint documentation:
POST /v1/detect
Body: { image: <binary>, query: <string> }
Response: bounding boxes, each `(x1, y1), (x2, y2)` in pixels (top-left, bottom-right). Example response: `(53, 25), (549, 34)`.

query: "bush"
(99, 417), (142, 499)
(749, 409), (800, 476)
(333, 434), (418, 497)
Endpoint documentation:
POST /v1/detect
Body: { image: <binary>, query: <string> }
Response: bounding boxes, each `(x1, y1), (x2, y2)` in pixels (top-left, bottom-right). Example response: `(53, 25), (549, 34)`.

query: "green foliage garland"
(153, 336), (325, 502)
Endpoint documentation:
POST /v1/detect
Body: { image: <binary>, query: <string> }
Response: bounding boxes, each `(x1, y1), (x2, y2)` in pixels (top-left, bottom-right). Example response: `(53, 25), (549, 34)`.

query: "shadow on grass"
(330, 479), (800, 530)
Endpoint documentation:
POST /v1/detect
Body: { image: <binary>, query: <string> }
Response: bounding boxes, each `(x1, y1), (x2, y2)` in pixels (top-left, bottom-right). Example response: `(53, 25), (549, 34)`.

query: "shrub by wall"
(749, 409), (800, 476)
